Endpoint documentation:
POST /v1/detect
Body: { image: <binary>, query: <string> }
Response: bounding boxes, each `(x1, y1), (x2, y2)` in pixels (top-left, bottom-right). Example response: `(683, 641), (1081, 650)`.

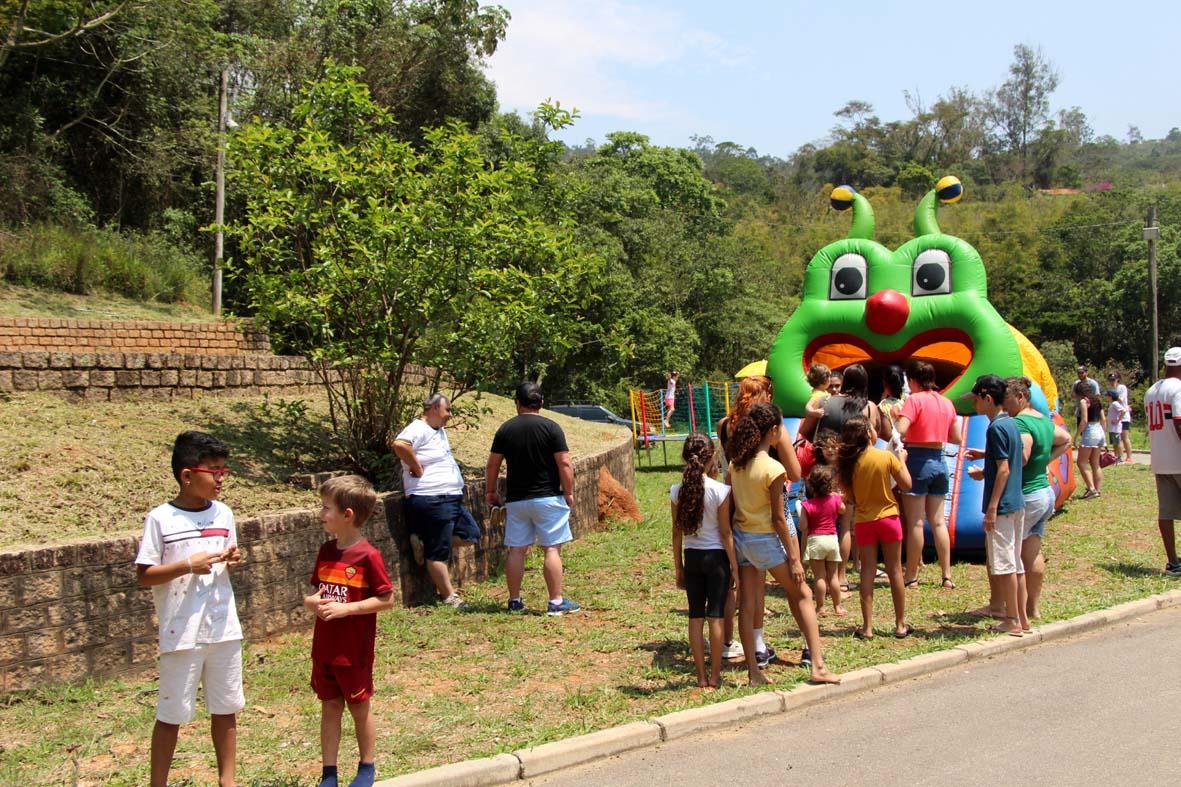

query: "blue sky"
(485, 0), (1180, 157)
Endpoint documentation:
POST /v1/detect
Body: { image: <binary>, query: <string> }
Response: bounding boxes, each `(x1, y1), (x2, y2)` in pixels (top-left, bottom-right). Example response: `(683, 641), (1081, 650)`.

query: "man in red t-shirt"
(304, 476), (394, 787)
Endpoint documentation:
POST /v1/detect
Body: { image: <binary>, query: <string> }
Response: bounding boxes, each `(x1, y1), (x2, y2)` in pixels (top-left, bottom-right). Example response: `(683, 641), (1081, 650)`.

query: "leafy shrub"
(0, 224), (208, 303)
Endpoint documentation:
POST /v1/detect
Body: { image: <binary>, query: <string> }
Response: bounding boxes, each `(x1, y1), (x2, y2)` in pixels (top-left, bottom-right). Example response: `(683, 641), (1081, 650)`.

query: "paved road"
(528, 606), (1181, 786)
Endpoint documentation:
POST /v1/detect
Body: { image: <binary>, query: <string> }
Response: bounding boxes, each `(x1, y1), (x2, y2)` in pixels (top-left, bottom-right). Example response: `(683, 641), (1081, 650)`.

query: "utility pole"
(1145, 206), (1160, 381)
(212, 68), (228, 316)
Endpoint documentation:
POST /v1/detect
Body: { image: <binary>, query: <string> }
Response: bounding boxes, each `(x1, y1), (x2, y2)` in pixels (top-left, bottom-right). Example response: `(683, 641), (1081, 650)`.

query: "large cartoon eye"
(912, 249), (951, 296)
(829, 254), (867, 300)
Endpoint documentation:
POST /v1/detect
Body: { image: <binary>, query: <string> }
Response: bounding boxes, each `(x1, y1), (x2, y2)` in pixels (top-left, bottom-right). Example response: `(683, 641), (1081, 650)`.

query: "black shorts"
(403, 494), (482, 562)
(683, 548), (731, 618)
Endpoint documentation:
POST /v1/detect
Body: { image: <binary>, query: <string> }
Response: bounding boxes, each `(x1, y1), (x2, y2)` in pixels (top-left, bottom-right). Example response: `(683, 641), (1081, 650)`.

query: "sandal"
(875, 568), (888, 579)
(853, 629), (873, 641)
(894, 623), (914, 639)
(904, 579), (920, 589)
(941, 576), (956, 589)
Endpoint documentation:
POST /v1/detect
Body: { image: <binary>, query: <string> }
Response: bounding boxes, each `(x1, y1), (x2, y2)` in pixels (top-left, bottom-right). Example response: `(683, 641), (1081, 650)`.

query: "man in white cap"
(1145, 347), (1181, 575)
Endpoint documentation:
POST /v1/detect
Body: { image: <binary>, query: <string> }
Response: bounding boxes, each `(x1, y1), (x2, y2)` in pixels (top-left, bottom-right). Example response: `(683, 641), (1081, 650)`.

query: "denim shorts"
(504, 496), (572, 548)
(1022, 486), (1055, 539)
(784, 492), (800, 538)
(904, 447), (949, 497)
(732, 527), (788, 571)
(403, 494), (482, 562)
(1080, 422), (1105, 448)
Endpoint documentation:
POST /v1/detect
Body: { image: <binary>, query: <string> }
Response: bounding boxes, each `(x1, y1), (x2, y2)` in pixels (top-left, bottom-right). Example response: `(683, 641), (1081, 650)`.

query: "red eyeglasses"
(186, 467), (232, 479)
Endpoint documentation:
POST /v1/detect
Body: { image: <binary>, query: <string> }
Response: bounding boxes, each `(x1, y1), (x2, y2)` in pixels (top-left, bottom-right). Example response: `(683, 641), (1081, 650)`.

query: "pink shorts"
(855, 515), (903, 546)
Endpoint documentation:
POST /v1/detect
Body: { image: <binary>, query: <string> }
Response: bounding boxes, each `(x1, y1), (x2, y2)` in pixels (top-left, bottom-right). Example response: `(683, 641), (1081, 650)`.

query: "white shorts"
(985, 510), (1025, 576)
(157, 640), (245, 724)
(805, 534), (841, 562)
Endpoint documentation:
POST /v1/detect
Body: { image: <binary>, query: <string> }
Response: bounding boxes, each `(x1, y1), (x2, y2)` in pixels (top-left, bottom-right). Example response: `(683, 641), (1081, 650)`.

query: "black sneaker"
(800, 647), (812, 668)
(755, 646), (777, 669)
(1165, 562), (1181, 577)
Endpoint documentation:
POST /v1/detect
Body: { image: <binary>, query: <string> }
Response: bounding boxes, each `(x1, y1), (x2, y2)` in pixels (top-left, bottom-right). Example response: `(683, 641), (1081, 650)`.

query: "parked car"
(549, 403), (632, 428)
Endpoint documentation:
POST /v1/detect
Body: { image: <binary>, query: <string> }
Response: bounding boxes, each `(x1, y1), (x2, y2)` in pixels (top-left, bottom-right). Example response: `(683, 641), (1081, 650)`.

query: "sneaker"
(546, 598), (581, 616)
(442, 594), (469, 610)
(409, 533), (425, 565)
(1165, 562), (1181, 577)
(755, 646), (777, 669)
(721, 640), (745, 659)
(507, 598), (526, 613)
(800, 647), (812, 668)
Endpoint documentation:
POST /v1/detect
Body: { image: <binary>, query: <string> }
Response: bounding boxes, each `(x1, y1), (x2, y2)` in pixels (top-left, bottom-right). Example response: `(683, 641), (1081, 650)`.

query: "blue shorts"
(504, 496), (572, 548)
(733, 528), (788, 571)
(1122, 421), (1131, 433)
(1023, 486), (1055, 539)
(403, 494), (482, 562)
(904, 447), (949, 497)
(1080, 423), (1105, 448)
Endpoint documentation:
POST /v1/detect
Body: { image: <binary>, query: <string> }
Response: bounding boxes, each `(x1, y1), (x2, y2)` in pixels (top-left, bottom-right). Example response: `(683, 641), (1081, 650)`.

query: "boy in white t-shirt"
(135, 431), (244, 787)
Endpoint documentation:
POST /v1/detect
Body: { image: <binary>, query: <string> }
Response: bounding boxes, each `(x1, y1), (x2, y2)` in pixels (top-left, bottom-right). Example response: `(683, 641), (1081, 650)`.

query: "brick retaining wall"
(0, 318), (270, 355)
(0, 435), (635, 693)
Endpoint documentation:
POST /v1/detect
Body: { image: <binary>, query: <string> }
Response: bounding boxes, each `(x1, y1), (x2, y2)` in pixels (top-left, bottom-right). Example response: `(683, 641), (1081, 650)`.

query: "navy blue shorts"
(403, 494), (482, 562)
(905, 447), (949, 497)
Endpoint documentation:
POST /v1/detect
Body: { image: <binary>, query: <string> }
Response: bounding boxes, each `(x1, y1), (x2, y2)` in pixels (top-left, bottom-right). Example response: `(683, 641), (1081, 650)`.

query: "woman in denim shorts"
(1076, 394), (1106, 499)
(728, 403), (839, 688)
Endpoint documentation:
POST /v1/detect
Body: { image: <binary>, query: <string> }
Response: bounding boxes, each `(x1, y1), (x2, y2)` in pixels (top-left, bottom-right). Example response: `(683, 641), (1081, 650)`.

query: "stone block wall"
(0, 435), (635, 693)
(0, 318), (270, 355)
(0, 351), (319, 400)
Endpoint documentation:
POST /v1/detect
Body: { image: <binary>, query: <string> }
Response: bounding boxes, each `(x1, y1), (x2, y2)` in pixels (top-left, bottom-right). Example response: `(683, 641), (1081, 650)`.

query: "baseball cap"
(1106, 372), (1118, 380)
(1166, 347), (1181, 367)
(1076, 365), (1088, 373)
(1106, 389), (1119, 398)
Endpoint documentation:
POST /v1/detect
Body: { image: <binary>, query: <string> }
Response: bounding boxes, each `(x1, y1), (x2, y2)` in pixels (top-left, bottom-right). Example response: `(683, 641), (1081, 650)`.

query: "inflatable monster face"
(768, 179), (1049, 416)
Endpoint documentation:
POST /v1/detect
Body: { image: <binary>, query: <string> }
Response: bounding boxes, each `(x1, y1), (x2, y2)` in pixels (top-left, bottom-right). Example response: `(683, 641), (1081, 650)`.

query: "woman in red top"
(894, 361), (962, 589)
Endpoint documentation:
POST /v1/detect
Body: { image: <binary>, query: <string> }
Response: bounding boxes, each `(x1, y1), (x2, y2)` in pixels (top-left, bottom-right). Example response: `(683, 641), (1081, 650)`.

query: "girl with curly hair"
(836, 416), (913, 639)
(729, 403), (840, 686)
(671, 434), (738, 688)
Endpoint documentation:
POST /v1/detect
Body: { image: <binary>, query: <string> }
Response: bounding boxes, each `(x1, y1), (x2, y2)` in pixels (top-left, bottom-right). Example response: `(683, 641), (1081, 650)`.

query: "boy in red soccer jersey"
(304, 475), (394, 787)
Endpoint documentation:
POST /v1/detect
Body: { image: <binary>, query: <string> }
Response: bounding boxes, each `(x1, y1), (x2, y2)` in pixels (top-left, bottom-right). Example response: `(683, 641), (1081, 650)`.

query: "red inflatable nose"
(865, 289), (909, 335)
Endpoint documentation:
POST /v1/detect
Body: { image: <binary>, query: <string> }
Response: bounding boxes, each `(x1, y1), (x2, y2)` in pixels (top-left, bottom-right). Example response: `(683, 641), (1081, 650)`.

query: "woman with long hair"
(895, 360), (962, 589)
(717, 375), (803, 666)
(1076, 391), (1105, 498)
(836, 415), (913, 639)
(729, 403), (840, 685)
(672, 434), (739, 688)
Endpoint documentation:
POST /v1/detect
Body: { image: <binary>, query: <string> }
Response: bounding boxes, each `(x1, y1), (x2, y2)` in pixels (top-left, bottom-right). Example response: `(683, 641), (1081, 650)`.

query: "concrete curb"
(514, 721), (662, 779)
(374, 754), (522, 787)
(376, 588), (1181, 786)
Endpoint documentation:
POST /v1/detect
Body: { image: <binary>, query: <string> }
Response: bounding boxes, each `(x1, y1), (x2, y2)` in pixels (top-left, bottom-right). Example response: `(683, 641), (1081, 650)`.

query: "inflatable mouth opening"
(804, 331), (973, 401)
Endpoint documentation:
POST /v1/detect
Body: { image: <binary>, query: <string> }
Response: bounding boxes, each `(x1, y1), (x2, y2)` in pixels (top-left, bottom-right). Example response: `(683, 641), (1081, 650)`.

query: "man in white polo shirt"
(393, 394), (481, 608)
(1146, 347), (1181, 575)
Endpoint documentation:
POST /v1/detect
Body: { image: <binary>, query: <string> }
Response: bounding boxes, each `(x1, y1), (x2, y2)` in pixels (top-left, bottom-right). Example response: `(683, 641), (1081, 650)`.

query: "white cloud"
(486, 1), (737, 121)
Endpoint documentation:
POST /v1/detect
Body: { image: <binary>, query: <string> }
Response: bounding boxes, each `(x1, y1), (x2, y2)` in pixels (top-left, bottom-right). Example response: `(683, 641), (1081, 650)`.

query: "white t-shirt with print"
(135, 501), (242, 654)
(1146, 377), (1181, 474)
(394, 418), (465, 496)
(670, 476), (731, 551)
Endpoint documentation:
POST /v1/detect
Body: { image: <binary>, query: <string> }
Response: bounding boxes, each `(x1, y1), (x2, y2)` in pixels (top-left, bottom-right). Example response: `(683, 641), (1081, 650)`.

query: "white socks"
(754, 628), (766, 652)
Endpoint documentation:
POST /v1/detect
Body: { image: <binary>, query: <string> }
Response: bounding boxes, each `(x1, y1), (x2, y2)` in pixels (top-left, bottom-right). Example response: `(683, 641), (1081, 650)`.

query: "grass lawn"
(0, 461), (1173, 786)
(0, 391), (628, 551)
(0, 282), (215, 323)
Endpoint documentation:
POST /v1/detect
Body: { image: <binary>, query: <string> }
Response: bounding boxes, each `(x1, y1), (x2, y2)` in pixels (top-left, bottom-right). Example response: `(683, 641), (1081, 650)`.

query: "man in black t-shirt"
(486, 382), (580, 615)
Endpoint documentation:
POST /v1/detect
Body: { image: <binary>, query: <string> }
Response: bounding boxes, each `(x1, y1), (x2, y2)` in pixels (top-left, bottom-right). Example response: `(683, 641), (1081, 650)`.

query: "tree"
(987, 44), (1059, 181)
(228, 64), (597, 476)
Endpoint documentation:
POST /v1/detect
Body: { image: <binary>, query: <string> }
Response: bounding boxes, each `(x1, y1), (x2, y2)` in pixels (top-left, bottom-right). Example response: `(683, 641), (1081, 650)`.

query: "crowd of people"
(666, 353), (1181, 689)
(127, 352), (1181, 785)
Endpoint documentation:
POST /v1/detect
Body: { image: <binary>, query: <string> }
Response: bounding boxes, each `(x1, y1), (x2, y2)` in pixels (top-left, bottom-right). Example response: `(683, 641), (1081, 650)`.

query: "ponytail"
(676, 434), (715, 536)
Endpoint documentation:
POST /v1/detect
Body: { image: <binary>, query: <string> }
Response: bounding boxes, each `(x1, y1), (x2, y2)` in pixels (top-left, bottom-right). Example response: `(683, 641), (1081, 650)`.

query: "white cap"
(1166, 347), (1181, 366)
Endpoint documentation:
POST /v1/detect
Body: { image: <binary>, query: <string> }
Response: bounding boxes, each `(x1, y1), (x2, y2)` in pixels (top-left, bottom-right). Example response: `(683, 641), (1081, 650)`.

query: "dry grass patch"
(0, 391), (628, 550)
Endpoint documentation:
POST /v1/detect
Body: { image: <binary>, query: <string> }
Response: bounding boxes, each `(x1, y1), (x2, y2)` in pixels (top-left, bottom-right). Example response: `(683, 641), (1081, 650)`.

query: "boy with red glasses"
(135, 431), (244, 787)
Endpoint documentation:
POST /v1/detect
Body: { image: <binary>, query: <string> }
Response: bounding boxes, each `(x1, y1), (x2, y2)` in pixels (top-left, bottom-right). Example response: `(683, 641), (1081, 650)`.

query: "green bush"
(0, 224), (207, 303)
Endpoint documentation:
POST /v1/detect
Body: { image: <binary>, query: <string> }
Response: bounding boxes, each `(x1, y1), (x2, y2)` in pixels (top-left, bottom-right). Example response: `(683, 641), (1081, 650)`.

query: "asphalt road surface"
(528, 605), (1181, 786)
